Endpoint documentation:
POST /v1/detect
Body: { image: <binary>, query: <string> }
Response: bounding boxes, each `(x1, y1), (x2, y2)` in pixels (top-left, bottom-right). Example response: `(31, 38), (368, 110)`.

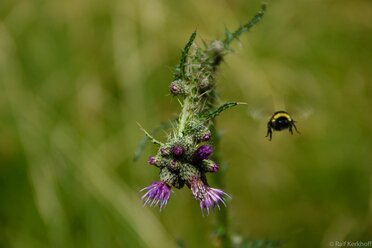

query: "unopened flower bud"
(206, 40), (224, 68)
(191, 124), (211, 143)
(202, 159), (219, 172)
(148, 156), (158, 166)
(170, 80), (188, 95)
(169, 159), (181, 171)
(198, 77), (213, 92)
(160, 147), (170, 156)
(194, 145), (213, 161)
(160, 167), (184, 189)
(207, 40), (224, 55)
(202, 133), (211, 141)
(171, 144), (184, 157)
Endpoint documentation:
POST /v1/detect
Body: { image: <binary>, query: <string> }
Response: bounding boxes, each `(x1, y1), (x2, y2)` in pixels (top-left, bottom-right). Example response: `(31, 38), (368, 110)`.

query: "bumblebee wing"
(288, 105), (313, 120)
(247, 106), (271, 121)
(299, 107), (313, 120)
(246, 98), (274, 121)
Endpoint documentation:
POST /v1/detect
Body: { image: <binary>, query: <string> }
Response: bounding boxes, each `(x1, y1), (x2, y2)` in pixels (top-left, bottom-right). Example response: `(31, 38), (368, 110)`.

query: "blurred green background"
(1, 0), (371, 247)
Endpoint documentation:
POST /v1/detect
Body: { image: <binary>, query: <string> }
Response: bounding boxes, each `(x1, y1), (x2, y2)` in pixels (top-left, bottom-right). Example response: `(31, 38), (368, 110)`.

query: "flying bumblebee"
(266, 110), (299, 141)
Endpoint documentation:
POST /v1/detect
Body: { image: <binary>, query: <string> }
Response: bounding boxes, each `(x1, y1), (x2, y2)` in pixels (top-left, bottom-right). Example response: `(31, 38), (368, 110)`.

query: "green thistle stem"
(178, 97), (191, 137)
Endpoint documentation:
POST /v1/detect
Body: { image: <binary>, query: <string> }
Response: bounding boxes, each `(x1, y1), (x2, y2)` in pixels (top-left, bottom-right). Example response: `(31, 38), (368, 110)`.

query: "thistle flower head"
(202, 159), (219, 172)
(198, 77), (213, 92)
(202, 133), (211, 141)
(189, 176), (230, 215)
(160, 147), (170, 156)
(170, 79), (188, 95)
(210, 163), (219, 172)
(171, 144), (184, 157)
(200, 187), (229, 215)
(193, 127), (212, 143)
(141, 181), (171, 210)
(207, 40), (224, 55)
(169, 159), (180, 171)
(148, 156), (158, 166)
(194, 145), (213, 161)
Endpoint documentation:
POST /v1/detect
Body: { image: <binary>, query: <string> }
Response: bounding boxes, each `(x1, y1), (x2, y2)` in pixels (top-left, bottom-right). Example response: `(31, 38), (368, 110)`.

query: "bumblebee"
(266, 111), (299, 141)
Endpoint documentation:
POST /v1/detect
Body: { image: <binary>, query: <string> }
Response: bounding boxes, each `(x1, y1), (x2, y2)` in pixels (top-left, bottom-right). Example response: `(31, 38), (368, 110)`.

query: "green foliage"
(223, 3), (267, 48)
(202, 102), (246, 121)
(137, 122), (164, 146)
(133, 121), (172, 161)
(175, 31), (197, 80)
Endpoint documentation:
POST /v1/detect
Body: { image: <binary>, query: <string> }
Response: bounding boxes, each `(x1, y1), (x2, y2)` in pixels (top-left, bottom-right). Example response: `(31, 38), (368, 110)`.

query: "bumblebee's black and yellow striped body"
(266, 111), (299, 141)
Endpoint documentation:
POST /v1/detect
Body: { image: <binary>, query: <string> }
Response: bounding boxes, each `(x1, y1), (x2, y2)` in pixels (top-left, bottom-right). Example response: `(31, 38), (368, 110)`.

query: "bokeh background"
(1, 0), (371, 247)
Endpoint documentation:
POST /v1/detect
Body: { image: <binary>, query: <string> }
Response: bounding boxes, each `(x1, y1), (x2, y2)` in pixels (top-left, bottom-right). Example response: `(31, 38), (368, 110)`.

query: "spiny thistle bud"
(179, 163), (200, 182)
(169, 159), (181, 171)
(202, 133), (211, 141)
(160, 167), (184, 189)
(207, 40), (224, 56)
(171, 144), (184, 157)
(198, 76), (213, 92)
(195, 129), (212, 142)
(170, 79), (188, 96)
(202, 159), (219, 173)
(160, 146), (170, 156)
(191, 123), (211, 143)
(194, 145), (213, 161)
(147, 156), (159, 166)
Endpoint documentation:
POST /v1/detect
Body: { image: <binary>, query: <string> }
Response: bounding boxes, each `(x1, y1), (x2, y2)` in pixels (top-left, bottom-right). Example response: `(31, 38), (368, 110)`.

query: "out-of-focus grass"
(0, 0), (371, 247)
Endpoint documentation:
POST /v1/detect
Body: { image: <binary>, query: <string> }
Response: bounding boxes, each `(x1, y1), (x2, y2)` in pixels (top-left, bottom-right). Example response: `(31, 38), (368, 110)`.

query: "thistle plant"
(139, 4), (266, 216)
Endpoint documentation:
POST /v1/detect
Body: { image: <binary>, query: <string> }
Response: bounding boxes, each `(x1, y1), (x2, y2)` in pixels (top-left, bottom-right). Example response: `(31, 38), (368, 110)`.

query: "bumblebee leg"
(289, 125), (293, 135)
(292, 121), (300, 134)
(266, 126), (272, 141)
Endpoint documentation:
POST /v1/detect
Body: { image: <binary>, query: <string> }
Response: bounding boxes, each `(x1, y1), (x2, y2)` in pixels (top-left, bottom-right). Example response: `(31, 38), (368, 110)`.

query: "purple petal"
(141, 181), (171, 210)
(189, 177), (230, 215)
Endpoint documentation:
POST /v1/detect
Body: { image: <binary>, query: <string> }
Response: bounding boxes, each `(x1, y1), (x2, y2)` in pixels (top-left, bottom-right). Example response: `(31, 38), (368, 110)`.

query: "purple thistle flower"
(194, 145), (213, 161)
(189, 177), (230, 215)
(160, 147), (170, 156)
(210, 163), (218, 172)
(203, 160), (219, 172)
(171, 145), (184, 157)
(199, 187), (229, 215)
(141, 181), (171, 210)
(147, 156), (157, 166)
(202, 133), (211, 141)
(209, 163), (219, 172)
(169, 159), (180, 171)
(169, 80), (188, 95)
(170, 83), (179, 94)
